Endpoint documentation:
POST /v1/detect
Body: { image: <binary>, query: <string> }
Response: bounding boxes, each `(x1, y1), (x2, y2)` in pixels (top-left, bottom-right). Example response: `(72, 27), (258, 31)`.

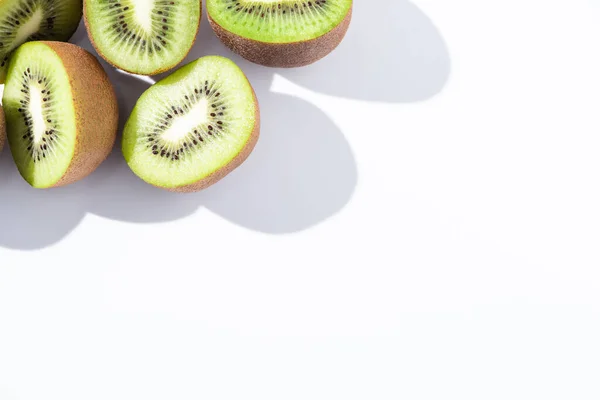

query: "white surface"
(1, 1), (600, 399)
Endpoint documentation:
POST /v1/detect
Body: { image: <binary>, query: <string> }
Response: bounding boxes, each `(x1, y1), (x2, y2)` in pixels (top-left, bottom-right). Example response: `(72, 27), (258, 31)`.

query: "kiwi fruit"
(122, 55), (259, 192)
(84, 0), (201, 75)
(2, 41), (118, 188)
(0, 0), (82, 83)
(207, 0), (352, 68)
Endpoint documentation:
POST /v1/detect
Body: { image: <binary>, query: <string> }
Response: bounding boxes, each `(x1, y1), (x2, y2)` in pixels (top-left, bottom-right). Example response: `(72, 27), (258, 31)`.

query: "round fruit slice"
(2, 41), (118, 188)
(122, 55), (260, 192)
(0, 0), (82, 83)
(207, 0), (353, 68)
(84, 0), (201, 75)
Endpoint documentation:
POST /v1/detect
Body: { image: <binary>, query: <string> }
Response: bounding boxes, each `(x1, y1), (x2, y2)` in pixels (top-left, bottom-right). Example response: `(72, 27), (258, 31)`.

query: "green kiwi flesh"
(2, 41), (118, 188)
(84, 0), (200, 75)
(207, 0), (352, 67)
(0, 0), (82, 83)
(122, 55), (260, 192)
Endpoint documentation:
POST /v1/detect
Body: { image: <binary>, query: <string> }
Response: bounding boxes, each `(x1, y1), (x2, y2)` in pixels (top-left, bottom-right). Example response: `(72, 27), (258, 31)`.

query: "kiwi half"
(2, 41), (118, 188)
(84, 0), (201, 75)
(207, 0), (352, 68)
(123, 55), (259, 192)
(0, 0), (82, 83)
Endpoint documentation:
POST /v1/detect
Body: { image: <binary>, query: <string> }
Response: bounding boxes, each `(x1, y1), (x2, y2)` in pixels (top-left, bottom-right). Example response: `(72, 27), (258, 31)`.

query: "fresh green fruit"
(84, 0), (200, 75)
(0, 0), (82, 83)
(2, 41), (118, 188)
(207, 0), (352, 68)
(122, 55), (260, 192)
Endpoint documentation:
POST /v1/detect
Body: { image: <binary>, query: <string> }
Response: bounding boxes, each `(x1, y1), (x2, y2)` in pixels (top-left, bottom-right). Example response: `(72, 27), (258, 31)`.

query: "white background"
(1, 0), (600, 398)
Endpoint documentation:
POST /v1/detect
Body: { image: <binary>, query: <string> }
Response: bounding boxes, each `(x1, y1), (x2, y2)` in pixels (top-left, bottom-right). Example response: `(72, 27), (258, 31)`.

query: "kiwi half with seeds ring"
(2, 41), (118, 188)
(0, 0), (83, 83)
(84, 0), (201, 75)
(122, 55), (260, 192)
(207, 0), (352, 68)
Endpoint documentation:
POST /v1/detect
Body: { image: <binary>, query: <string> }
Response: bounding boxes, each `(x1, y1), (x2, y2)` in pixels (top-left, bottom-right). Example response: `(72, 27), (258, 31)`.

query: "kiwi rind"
(49, 42), (118, 187)
(83, 0), (201, 76)
(208, 3), (352, 68)
(5, 41), (118, 188)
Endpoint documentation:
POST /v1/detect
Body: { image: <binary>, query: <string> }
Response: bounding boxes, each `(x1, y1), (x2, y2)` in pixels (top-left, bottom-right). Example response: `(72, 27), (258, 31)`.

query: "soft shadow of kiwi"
(202, 90), (358, 233)
(0, 146), (86, 250)
(279, 0), (451, 103)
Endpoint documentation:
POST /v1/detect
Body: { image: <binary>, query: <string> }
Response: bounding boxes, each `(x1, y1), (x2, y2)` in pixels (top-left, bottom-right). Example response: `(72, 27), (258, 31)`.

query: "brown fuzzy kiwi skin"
(163, 87), (260, 193)
(83, 0), (201, 76)
(0, 105), (5, 152)
(208, 5), (352, 68)
(41, 41), (118, 188)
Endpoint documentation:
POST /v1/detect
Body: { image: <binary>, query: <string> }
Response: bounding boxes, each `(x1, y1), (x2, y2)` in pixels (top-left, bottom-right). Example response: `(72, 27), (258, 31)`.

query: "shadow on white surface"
(0, 0), (450, 249)
(281, 0), (451, 103)
(0, 147), (87, 249)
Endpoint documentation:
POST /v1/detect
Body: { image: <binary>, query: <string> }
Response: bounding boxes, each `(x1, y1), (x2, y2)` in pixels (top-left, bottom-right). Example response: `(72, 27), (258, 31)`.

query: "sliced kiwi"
(2, 41), (118, 188)
(122, 55), (260, 192)
(0, 0), (82, 83)
(207, 0), (352, 68)
(84, 0), (200, 75)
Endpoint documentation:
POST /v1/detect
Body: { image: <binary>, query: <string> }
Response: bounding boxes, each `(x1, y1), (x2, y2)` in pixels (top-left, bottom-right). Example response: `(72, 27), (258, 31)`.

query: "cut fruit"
(0, 0), (82, 83)
(2, 41), (118, 188)
(84, 0), (201, 75)
(207, 0), (352, 67)
(122, 55), (260, 192)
